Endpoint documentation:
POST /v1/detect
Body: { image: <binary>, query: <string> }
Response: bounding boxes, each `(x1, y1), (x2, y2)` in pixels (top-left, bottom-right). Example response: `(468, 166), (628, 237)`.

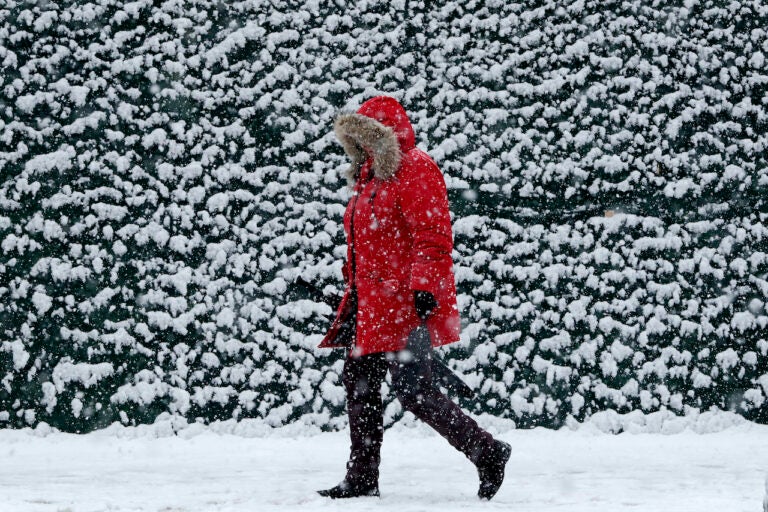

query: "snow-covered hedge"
(0, 0), (766, 431)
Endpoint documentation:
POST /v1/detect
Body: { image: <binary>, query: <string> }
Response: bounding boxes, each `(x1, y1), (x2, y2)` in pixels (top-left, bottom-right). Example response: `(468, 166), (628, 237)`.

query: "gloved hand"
(414, 290), (438, 320)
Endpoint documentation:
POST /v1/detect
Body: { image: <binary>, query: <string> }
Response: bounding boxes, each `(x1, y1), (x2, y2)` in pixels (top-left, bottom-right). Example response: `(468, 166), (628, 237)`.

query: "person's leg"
(388, 350), (494, 462)
(319, 351), (387, 498)
(344, 351), (387, 485)
(388, 349), (511, 499)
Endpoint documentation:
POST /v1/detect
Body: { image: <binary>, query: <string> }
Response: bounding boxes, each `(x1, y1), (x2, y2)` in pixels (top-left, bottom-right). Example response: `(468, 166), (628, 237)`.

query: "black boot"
(476, 440), (511, 500)
(317, 479), (380, 499)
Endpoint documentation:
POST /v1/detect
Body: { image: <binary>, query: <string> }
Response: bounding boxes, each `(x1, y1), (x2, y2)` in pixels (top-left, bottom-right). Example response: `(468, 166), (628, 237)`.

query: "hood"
(334, 96), (416, 182)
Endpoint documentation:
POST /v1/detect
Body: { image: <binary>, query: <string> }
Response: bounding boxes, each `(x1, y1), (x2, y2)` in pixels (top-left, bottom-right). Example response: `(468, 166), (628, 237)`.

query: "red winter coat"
(319, 96), (461, 357)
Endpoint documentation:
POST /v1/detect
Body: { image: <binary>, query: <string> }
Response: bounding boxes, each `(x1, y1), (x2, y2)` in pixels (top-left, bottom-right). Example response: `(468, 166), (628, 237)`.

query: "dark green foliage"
(0, 0), (766, 431)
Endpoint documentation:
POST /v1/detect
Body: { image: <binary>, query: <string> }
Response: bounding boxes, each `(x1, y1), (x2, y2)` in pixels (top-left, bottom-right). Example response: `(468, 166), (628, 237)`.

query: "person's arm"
(397, 153), (454, 311)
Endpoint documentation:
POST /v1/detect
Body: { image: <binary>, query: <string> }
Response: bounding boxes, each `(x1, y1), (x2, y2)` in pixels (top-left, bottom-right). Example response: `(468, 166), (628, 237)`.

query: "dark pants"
(342, 349), (495, 485)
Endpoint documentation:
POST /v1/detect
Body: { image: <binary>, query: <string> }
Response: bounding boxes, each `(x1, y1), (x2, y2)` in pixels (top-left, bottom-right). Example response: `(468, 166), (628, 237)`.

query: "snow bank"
(5, 408), (757, 441)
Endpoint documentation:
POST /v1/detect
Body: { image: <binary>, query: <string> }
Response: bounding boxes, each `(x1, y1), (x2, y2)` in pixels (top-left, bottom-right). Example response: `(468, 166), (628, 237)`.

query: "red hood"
(356, 96), (416, 153)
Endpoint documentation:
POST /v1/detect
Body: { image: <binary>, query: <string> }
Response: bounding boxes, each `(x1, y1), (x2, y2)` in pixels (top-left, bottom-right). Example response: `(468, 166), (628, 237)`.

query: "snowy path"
(1, 422), (766, 512)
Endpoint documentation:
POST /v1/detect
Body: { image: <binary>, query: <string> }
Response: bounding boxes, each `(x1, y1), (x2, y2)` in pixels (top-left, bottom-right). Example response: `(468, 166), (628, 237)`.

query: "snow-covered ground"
(2, 415), (767, 512)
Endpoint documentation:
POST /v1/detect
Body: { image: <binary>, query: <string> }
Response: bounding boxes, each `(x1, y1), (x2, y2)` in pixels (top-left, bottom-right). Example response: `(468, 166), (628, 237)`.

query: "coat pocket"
(380, 278), (402, 297)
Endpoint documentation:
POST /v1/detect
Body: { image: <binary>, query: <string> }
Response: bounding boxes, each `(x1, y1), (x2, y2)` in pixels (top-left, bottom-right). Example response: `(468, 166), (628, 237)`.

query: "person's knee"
(392, 370), (429, 409)
(346, 376), (375, 400)
(343, 355), (386, 400)
(394, 387), (421, 409)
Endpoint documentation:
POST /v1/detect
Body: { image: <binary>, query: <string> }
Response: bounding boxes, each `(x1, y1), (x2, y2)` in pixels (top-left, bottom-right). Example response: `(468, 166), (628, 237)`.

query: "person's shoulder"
(404, 147), (438, 169)
(397, 147), (442, 184)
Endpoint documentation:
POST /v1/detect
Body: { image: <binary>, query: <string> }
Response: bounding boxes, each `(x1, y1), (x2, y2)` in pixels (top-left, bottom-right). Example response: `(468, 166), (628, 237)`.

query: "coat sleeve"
(396, 152), (454, 295)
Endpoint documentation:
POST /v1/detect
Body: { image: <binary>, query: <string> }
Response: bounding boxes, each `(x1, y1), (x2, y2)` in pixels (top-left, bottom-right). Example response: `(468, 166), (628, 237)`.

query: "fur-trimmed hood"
(334, 96), (416, 182)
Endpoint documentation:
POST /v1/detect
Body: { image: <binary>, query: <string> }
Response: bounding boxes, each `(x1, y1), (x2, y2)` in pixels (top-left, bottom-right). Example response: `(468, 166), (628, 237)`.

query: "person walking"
(317, 96), (511, 500)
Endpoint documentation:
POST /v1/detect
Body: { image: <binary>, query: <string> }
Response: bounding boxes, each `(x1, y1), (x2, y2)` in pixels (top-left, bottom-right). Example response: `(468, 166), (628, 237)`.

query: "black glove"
(414, 290), (438, 320)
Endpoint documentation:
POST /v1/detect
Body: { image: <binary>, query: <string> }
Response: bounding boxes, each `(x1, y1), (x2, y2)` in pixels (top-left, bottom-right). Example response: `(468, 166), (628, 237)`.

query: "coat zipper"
(370, 186), (379, 229)
(349, 187), (360, 287)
